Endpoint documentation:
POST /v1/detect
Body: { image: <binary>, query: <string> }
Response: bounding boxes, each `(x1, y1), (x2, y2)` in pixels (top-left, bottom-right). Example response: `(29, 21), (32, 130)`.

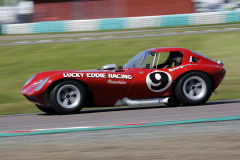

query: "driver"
(169, 54), (183, 67)
(157, 51), (183, 68)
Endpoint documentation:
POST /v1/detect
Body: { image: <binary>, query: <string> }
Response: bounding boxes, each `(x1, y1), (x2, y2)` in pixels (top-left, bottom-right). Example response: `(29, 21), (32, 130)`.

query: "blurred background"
(0, 0), (240, 115)
(1, 1), (240, 159)
(1, 0), (240, 25)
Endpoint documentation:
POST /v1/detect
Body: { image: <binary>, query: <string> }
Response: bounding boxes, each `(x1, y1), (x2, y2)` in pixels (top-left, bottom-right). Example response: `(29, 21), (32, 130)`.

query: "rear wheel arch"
(172, 70), (214, 95)
(173, 70), (214, 105)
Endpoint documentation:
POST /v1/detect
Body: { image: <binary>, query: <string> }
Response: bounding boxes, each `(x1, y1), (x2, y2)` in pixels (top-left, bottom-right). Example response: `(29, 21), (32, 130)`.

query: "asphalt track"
(0, 99), (240, 134)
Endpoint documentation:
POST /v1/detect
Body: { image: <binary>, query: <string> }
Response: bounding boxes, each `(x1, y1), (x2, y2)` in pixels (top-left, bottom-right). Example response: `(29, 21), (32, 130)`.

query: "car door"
(126, 50), (186, 99)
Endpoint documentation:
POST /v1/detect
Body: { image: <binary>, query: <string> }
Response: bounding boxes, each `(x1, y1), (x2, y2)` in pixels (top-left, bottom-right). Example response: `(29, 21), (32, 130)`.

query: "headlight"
(23, 74), (36, 87)
(35, 77), (49, 91)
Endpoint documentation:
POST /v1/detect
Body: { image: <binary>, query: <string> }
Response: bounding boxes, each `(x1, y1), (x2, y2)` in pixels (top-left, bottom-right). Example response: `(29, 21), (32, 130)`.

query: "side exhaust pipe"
(122, 97), (173, 107)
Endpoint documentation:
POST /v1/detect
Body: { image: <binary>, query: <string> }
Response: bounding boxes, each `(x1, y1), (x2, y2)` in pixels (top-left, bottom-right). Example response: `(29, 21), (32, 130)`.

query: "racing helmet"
(169, 52), (183, 67)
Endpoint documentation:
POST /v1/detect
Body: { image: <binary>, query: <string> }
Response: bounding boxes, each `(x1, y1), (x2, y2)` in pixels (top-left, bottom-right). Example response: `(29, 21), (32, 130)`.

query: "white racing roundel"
(146, 71), (172, 92)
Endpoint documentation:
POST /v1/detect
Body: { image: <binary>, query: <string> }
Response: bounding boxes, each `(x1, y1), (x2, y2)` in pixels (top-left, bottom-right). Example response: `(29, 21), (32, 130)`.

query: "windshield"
(124, 51), (157, 69)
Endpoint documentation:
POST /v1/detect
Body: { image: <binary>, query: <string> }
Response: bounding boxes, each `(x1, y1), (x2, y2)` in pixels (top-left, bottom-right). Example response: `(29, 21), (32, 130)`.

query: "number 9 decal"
(146, 71), (172, 92)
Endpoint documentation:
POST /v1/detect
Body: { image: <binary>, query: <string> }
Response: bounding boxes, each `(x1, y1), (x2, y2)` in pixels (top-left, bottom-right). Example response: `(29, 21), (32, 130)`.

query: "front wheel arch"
(43, 78), (94, 108)
(49, 80), (87, 114)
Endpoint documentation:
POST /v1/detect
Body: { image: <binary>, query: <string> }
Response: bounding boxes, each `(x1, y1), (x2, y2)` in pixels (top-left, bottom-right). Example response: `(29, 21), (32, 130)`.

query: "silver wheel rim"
(57, 84), (81, 109)
(183, 76), (207, 100)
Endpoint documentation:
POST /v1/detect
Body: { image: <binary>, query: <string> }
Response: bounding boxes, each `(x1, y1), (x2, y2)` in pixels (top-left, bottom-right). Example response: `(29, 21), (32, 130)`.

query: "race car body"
(21, 47), (226, 114)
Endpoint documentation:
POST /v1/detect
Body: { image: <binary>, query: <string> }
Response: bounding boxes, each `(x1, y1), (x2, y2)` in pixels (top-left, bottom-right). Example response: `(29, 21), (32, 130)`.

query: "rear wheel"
(35, 105), (56, 114)
(49, 81), (86, 114)
(175, 72), (213, 106)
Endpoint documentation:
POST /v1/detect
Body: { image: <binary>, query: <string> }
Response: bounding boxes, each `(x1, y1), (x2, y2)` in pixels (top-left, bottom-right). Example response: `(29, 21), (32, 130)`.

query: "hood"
(26, 69), (116, 83)
(35, 69), (103, 79)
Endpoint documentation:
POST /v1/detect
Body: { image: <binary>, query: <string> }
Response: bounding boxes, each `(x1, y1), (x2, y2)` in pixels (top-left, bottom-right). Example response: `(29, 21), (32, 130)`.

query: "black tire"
(175, 71), (213, 106)
(36, 105), (56, 114)
(49, 80), (86, 114)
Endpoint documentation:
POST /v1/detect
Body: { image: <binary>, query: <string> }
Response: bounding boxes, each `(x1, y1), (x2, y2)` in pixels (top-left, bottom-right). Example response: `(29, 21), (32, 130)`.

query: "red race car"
(22, 47), (226, 114)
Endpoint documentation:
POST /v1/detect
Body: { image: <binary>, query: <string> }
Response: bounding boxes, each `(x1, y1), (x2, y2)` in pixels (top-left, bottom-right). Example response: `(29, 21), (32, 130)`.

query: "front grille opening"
(24, 95), (38, 103)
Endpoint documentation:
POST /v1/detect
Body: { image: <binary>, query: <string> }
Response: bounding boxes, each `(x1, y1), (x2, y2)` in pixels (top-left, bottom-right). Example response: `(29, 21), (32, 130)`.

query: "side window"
(190, 56), (199, 63)
(157, 52), (170, 65)
(156, 51), (183, 69)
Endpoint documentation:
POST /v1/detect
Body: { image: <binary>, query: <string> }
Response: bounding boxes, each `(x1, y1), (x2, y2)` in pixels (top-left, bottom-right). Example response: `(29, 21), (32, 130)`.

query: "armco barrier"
(125, 16), (159, 29)
(190, 12), (226, 25)
(99, 18), (125, 30)
(33, 21), (65, 33)
(2, 23), (33, 34)
(65, 19), (99, 32)
(2, 11), (240, 34)
(161, 14), (190, 27)
(226, 11), (240, 23)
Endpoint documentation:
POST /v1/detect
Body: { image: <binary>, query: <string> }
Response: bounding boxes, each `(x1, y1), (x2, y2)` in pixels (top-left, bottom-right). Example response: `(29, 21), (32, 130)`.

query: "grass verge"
(0, 30), (240, 115)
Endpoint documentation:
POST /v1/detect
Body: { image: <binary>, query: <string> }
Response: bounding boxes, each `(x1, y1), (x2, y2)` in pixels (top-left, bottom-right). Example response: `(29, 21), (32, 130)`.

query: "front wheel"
(175, 72), (213, 106)
(49, 81), (86, 114)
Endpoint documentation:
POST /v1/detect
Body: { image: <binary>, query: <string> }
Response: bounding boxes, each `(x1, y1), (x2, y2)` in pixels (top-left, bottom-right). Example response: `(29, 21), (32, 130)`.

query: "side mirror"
(102, 64), (116, 70)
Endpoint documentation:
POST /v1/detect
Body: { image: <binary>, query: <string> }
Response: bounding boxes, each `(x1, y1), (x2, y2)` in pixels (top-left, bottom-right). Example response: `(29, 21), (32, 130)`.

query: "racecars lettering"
(108, 79), (127, 84)
(63, 73), (132, 79)
(168, 65), (185, 72)
(63, 73), (84, 78)
(86, 73), (106, 78)
(146, 71), (172, 92)
(108, 74), (132, 79)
